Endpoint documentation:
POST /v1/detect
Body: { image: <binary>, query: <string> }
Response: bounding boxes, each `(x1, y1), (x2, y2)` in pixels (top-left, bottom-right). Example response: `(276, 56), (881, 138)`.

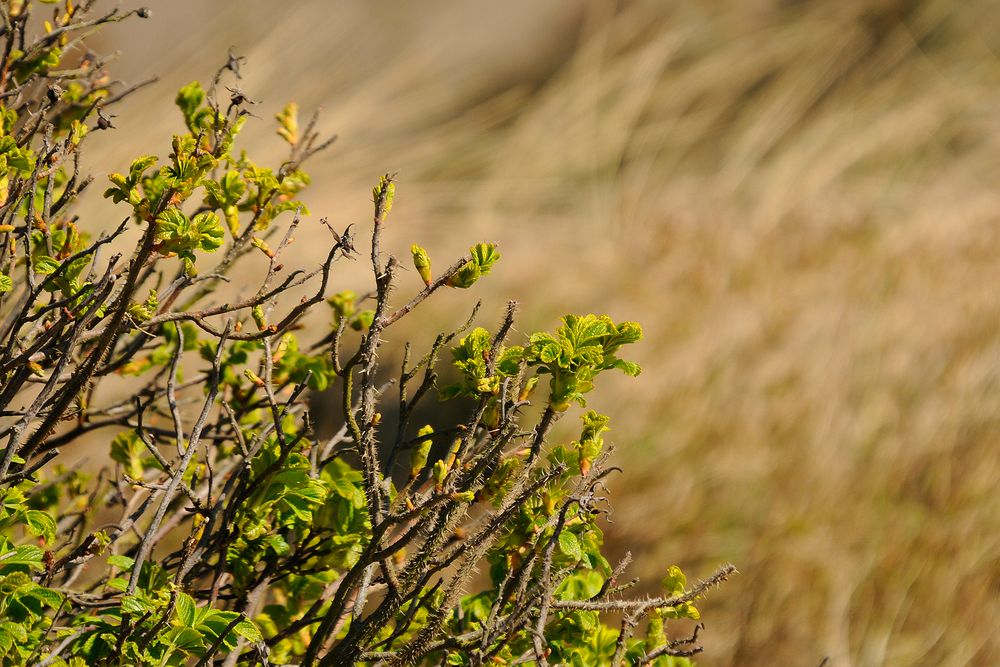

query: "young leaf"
(275, 102), (299, 145)
(23, 510), (56, 544)
(107, 554), (136, 570)
(0, 545), (45, 570)
(233, 618), (263, 643)
(558, 531), (583, 562)
(411, 244), (432, 286)
(175, 592), (197, 627)
(33, 256), (60, 275)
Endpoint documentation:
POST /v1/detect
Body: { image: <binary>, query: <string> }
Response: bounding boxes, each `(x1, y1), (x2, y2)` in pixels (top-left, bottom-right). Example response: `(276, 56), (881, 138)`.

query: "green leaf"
(33, 256), (60, 275)
(613, 359), (641, 377)
(176, 81), (206, 130)
(233, 618), (263, 643)
(0, 273), (12, 294)
(107, 577), (128, 592)
(330, 478), (365, 507)
(25, 586), (62, 608)
(121, 595), (152, 615)
(220, 170), (246, 203)
(661, 565), (687, 594)
(7, 151), (34, 173)
(0, 544), (44, 570)
(110, 431), (145, 479)
(607, 320), (643, 348)
(496, 345), (525, 376)
(175, 591), (196, 627)
(470, 242), (500, 275)
(23, 510), (56, 543)
(155, 208), (225, 259)
(156, 208), (187, 238)
(168, 626), (205, 650)
(0, 621), (26, 643)
(555, 570), (605, 601)
(264, 534), (290, 556)
(350, 310), (374, 331)
(558, 532), (583, 562)
(409, 425), (434, 478)
(447, 259), (481, 289)
(199, 611), (242, 649)
(204, 170), (246, 210)
(129, 155), (157, 181)
(190, 212), (224, 252)
(580, 411), (610, 444)
(281, 493), (315, 522)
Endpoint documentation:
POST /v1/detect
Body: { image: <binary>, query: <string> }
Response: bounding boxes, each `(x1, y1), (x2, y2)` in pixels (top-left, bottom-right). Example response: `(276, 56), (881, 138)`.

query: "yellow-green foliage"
(0, 3), (724, 666)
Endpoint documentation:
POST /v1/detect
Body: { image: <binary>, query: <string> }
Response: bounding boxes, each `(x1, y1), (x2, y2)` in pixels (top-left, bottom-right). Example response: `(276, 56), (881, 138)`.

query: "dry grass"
(82, 0), (1000, 664)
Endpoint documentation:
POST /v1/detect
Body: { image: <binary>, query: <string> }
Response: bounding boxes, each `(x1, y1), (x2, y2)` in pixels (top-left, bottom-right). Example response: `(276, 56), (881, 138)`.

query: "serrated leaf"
(233, 618), (263, 642)
(155, 208), (225, 258)
(169, 626), (205, 650)
(175, 591), (196, 627)
(121, 595), (151, 615)
(107, 577), (128, 592)
(33, 256), (59, 275)
(446, 259), (480, 289)
(330, 478), (365, 507)
(470, 242), (500, 275)
(23, 510), (56, 543)
(0, 621), (26, 643)
(281, 493), (314, 522)
(26, 586), (62, 608)
(558, 531), (583, 562)
(613, 359), (641, 377)
(129, 155), (157, 181)
(0, 544), (44, 570)
(176, 81), (206, 130)
(264, 534), (290, 556)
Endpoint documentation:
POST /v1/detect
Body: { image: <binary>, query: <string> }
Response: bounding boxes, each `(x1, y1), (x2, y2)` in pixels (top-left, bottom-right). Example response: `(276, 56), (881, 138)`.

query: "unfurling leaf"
(372, 174), (394, 221)
(446, 242), (499, 289)
(276, 102), (299, 145)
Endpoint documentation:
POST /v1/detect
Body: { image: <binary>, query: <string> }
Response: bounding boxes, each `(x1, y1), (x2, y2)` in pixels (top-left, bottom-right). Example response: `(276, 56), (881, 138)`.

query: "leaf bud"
(251, 305), (267, 331)
(410, 244), (432, 286)
(243, 369), (265, 387)
(409, 425), (433, 479)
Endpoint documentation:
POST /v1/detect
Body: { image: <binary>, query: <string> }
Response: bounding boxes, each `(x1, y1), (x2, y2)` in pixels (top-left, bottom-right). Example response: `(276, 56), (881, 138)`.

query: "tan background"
(77, 1), (1000, 665)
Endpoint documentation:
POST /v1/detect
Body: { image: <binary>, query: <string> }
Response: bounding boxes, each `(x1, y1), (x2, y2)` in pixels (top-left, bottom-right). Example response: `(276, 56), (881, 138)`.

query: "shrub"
(0, 3), (732, 665)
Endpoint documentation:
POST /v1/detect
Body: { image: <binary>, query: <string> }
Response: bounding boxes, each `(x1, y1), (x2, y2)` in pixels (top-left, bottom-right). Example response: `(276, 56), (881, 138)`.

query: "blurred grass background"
(81, 0), (1000, 664)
